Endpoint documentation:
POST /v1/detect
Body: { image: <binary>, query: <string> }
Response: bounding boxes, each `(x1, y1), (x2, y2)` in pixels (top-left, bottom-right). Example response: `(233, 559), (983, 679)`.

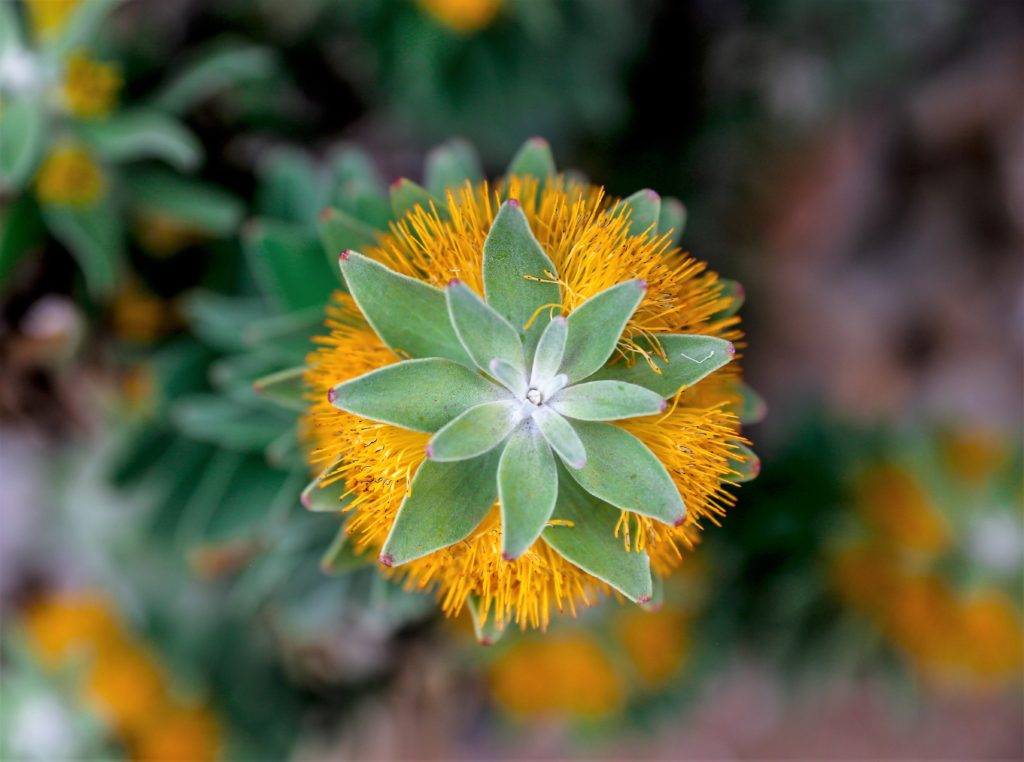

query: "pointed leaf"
(543, 471), (653, 604)
(482, 200), (560, 358)
(549, 380), (665, 421)
(244, 219), (336, 312)
(301, 458), (349, 513)
(533, 406), (586, 470)
(658, 197), (687, 247)
(0, 95), (44, 187)
(530, 314), (567, 386)
(425, 139), (483, 197)
(77, 110), (202, 171)
(561, 279), (646, 383)
(498, 423), (558, 560)
(148, 41), (279, 114)
(466, 594), (504, 645)
(44, 201), (124, 298)
(506, 137), (555, 181)
(727, 442), (761, 482)
(568, 421), (685, 526)
(252, 366), (306, 412)
(589, 334), (735, 397)
(329, 358), (506, 433)
(714, 279), (745, 318)
(488, 358), (527, 397)
(124, 169), (243, 236)
(257, 148), (322, 226)
(338, 250), (472, 364)
(427, 400), (521, 462)
(318, 206), (381, 257)
(613, 189), (661, 237)
(446, 279), (525, 373)
(732, 382), (767, 424)
(380, 451), (500, 566)
(390, 178), (443, 219)
(321, 525), (372, 573)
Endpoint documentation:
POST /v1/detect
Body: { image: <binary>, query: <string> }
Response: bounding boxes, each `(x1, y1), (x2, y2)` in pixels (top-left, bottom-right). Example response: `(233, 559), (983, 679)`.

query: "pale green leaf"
(658, 197), (687, 247)
(301, 456), (349, 513)
(0, 95), (44, 188)
(329, 358), (506, 433)
(549, 380), (664, 421)
(488, 358), (527, 397)
(613, 188), (661, 237)
(425, 139), (483, 197)
(727, 441), (761, 482)
(589, 334), (734, 397)
(77, 110), (202, 171)
(427, 400), (521, 462)
(318, 206), (381, 257)
(320, 524), (373, 574)
(390, 177), (443, 219)
(252, 366), (306, 412)
(506, 137), (555, 181)
(561, 279), (646, 383)
(533, 406), (585, 470)
(244, 219), (335, 312)
(124, 169), (243, 236)
(530, 314), (567, 386)
(446, 279), (524, 373)
(498, 423), (557, 560)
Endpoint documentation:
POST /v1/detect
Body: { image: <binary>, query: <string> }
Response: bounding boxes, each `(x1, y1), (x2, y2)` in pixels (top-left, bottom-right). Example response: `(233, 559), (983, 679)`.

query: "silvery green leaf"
(390, 177), (444, 219)
(123, 170), (243, 237)
(567, 421), (685, 526)
(0, 95), (43, 188)
(245, 219), (335, 312)
(318, 206), (381, 256)
(320, 524), (373, 574)
(498, 423), (558, 560)
(727, 442), (761, 482)
(466, 594), (504, 645)
(560, 279), (646, 383)
(446, 279), (525, 373)
(252, 366), (306, 412)
(489, 358), (527, 398)
(380, 450), (500, 566)
(329, 358), (506, 433)
(301, 456), (349, 513)
(77, 110), (202, 171)
(658, 197), (687, 247)
(589, 334), (734, 397)
(506, 137), (555, 181)
(714, 279), (745, 318)
(338, 250), (472, 365)
(482, 200), (561, 359)
(613, 189), (661, 237)
(425, 139), (483, 197)
(543, 470), (653, 604)
(530, 314), (567, 387)
(533, 406), (586, 470)
(733, 382), (766, 424)
(548, 380), (664, 421)
(427, 400), (521, 462)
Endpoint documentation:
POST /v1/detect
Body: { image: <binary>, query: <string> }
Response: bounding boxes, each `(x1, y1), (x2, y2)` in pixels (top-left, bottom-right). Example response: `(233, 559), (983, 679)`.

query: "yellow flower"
(134, 212), (204, 257)
(855, 465), (950, 556)
(24, 593), (122, 668)
(112, 280), (179, 344)
(303, 177), (746, 630)
(616, 608), (692, 688)
(62, 51), (121, 119)
(131, 703), (222, 762)
(26, 0), (82, 39)
(488, 633), (623, 718)
(36, 145), (104, 206)
(84, 642), (167, 738)
(416, 0), (503, 34)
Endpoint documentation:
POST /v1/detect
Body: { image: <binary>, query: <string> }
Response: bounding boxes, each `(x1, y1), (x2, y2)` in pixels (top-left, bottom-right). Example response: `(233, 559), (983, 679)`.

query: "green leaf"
(543, 471), (653, 604)
(256, 148), (323, 226)
(424, 139), (483, 197)
(488, 358), (527, 397)
(446, 279), (525, 373)
(612, 189), (661, 237)
(328, 358), (506, 433)
(589, 334), (735, 397)
(567, 421), (685, 526)
(0, 196), (43, 286)
(561, 279), (646, 383)
(427, 400), (520, 462)
(318, 206), (382, 257)
(380, 451), (500, 566)
(498, 423), (558, 560)
(172, 395), (291, 451)
(44, 200), (124, 298)
(49, 0), (118, 59)
(244, 219), (336, 312)
(732, 382), (767, 424)
(658, 197), (687, 247)
(301, 457), (349, 513)
(390, 178), (442, 220)
(76, 110), (202, 171)
(328, 149), (391, 229)
(506, 137), (555, 181)
(0, 95), (44, 188)
(338, 250), (472, 365)
(149, 41), (279, 113)
(482, 200), (560, 359)
(252, 366), (306, 412)
(466, 594), (504, 645)
(124, 169), (243, 236)
(533, 406), (586, 470)
(727, 442), (761, 482)
(549, 380), (664, 421)
(0, 2), (22, 52)
(714, 279), (745, 318)
(320, 524), (373, 574)
(530, 314), (567, 385)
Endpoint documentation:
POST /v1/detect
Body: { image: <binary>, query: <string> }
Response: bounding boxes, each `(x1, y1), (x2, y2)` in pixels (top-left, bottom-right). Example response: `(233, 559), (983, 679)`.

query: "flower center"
(525, 387), (543, 405)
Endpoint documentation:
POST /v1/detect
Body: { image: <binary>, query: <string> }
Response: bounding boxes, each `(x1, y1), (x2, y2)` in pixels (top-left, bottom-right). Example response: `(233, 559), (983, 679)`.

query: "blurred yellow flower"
(131, 703), (222, 762)
(24, 593), (121, 668)
(417, 0), (503, 34)
(855, 465), (950, 555)
(84, 643), (167, 737)
(62, 51), (122, 119)
(135, 212), (204, 257)
(36, 146), (104, 206)
(26, 0), (81, 39)
(112, 280), (179, 345)
(489, 633), (623, 719)
(617, 608), (692, 689)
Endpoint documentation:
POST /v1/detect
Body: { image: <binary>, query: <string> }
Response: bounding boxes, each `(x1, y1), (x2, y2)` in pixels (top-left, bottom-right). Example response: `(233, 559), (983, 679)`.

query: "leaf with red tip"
(589, 334), (735, 397)
(320, 524), (372, 574)
(612, 188), (661, 237)
(658, 196), (687, 247)
(560, 279), (646, 383)
(466, 594), (505, 645)
(301, 455), (349, 513)
(252, 366), (306, 412)
(506, 137), (556, 182)
(318, 206), (381, 260)
(498, 423), (558, 560)
(727, 441), (760, 482)
(389, 177), (444, 220)
(548, 380), (664, 421)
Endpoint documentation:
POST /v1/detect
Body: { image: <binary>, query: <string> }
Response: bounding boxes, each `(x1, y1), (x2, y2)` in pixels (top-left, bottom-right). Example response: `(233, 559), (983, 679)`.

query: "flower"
(303, 158), (754, 634)
(35, 145), (104, 206)
(61, 51), (121, 119)
(416, 0), (503, 35)
(25, 0), (82, 39)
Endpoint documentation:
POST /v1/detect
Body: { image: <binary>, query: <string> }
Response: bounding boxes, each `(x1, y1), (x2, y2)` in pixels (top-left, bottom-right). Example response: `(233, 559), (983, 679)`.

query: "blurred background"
(1, 0), (1021, 759)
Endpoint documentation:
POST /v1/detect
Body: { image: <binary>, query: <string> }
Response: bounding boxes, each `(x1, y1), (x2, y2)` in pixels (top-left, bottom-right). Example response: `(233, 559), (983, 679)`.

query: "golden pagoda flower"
(300, 139), (759, 637)
(131, 703), (221, 762)
(61, 51), (121, 119)
(25, 0), (82, 40)
(416, 0), (503, 35)
(24, 592), (122, 668)
(35, 144), (104, 206)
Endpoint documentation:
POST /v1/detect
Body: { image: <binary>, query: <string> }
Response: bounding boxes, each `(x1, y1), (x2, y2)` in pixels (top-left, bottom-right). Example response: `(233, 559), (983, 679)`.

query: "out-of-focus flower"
(25, 0), (81, 39)
(133, 213), (205, 257)
(61, 51), (121, 119)
(617, 608), (692, 689)
(416, 0), (503, 35)
(24, 594), (121, 668)
(35, 145), (104, 206)
(111, 281), (179, 345)
(130, 704), (221, 762)
(84, 644), (166, 738)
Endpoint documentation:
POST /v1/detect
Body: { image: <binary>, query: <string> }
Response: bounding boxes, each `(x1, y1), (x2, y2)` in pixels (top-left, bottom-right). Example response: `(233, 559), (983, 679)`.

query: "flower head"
(35, 145), (103, 206)
(304, 152), (756, 635)
(25, 0), (82, 39)
(416, 0), (503, 35)
(61, 51), (121, 119)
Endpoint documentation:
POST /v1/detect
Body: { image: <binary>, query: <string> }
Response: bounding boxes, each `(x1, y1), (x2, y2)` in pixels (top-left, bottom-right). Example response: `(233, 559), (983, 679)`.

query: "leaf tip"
(425, 443), (435, 460)
(659, 398), (668, 412)
(447, 277), (462, 288)
(570, 457), (586, 470)
(528, 136), (549, 148)
(643, 188), (660, 202)
(637, 594), (652, 605)
(726, 342), (736, 357)
(338, 249), (352, 263)
(673, 513), (688, 528)
(636, 278), (648, 292)
(326, 386), (337, 404)
(501, 550), (516, 562)
(319, 207), (335, 221)
(507, 198), (521, 209)
(300, 491), (313, 509)
(378, 552), (395, 567)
